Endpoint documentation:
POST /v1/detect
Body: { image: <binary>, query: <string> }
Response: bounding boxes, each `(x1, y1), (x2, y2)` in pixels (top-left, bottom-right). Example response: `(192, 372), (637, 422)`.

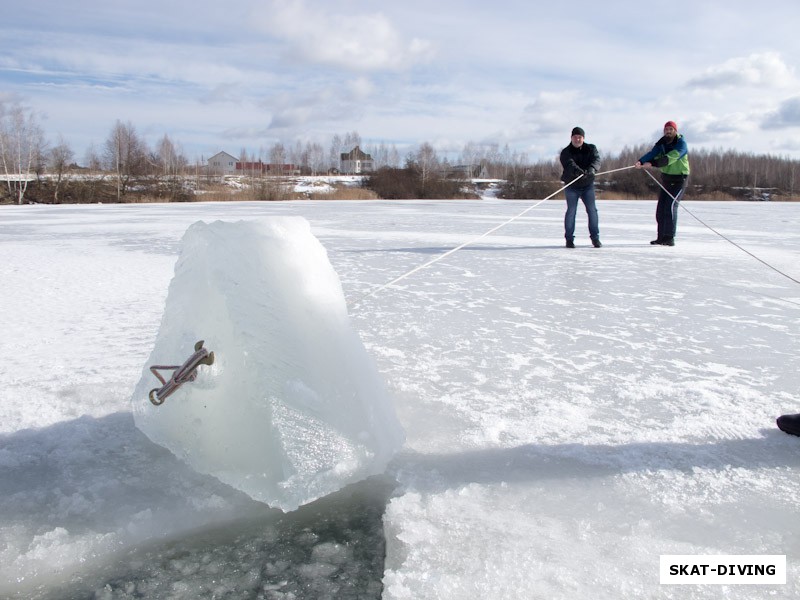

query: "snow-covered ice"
(131, 218), (404, 510)
(1, 198), (800, 599)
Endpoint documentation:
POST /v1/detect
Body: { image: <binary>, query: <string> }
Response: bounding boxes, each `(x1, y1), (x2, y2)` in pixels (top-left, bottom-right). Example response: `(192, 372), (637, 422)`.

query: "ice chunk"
(131, 218), (404, 511)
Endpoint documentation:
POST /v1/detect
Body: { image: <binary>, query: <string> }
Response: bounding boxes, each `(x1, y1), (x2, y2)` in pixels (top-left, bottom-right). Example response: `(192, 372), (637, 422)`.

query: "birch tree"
(269, 142), (287, 174)
(48, 135), (74, 204)
(415, 142), (439, 192)
(289, 140), (304, 171)
(343, 131), (362, 151)
(329, 134), (342, 172)
(0, 102), (47, 204)
(306, 142), (325, 175)
(459, 141), (480, 175)
(156, 134), (183, 177)
(155, 134), (188, 200)
(84, 143), (103, 172)
(104, 120), (147, 202)
(388, 145), (401, 168)
(372, 142), (389, 169)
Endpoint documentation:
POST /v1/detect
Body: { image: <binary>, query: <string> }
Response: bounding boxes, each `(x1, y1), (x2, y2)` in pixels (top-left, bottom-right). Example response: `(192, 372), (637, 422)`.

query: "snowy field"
(2, 198), (800, 599)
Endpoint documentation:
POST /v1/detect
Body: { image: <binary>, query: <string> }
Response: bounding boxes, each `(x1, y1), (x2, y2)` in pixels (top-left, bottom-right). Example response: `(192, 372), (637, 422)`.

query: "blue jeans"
(564, 185), (599, 241)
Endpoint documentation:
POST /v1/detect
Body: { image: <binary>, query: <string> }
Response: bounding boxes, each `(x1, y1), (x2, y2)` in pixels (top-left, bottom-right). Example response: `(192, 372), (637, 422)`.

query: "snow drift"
(131, 218), (404, 511)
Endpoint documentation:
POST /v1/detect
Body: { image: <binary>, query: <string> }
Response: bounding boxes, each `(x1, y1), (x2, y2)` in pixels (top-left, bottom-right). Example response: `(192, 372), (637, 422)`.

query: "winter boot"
(777, 413), (800, 436)
(591, 238), (602, 248)
(566, 239), (575, 248)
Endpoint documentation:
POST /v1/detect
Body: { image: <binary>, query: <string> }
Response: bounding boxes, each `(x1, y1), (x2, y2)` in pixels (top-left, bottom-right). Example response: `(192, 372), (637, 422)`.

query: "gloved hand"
(651, 156), (668, 167)
(584, 167), (595, 176)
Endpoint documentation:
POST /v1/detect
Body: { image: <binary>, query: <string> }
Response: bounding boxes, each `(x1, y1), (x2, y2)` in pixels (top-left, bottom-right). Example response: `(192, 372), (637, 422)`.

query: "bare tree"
(371, 142), (389, 169)
(343, 130), (362, 151)
(388, 145), (401, 168)
(289, 140), (304, 171)
(269, 142), (287, 174)
(306, 142), (325, 175)
(156, 134), (183, 177)
(484, 143), (501, 178)
(103, 120), (147, 202)
(48, 135), (74, 204)
(237, 147), (255, 184)
(0, 102), (47, 204)
(84, 143), (103, 171)
(154, 134), (189, 200)
(329, 134), (342, 172)
(459, 141), (481, 173)
(501, 144), (512, 179)
(415, 142), (440, 191)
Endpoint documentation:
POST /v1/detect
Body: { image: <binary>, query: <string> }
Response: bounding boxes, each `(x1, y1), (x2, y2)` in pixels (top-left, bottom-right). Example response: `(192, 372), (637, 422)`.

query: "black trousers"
(656, 174), (688, 240)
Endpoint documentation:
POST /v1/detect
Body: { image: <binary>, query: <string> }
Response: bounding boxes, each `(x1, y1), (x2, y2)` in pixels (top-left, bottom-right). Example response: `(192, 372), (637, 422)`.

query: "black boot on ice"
(777, 413), (800, 436)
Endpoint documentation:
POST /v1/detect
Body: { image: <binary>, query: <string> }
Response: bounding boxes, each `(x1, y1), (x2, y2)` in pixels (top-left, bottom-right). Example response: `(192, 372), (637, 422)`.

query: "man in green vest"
(635, 121), (690, 246)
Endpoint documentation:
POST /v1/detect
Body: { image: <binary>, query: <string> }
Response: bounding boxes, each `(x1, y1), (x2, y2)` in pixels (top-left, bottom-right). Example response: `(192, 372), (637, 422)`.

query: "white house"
(340, 146), (374, 174)
(207, 151), (238, 175)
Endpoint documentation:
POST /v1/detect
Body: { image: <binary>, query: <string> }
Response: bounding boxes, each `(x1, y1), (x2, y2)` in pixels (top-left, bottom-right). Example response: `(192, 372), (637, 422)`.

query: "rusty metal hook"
(149, 340), (215, 406)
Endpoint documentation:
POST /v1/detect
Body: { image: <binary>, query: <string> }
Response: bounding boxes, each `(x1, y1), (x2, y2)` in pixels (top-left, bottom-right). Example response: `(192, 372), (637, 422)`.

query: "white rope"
(595, 165), (639, 176)
(351, 166), (638, 307)
(642, 168), (800, 286)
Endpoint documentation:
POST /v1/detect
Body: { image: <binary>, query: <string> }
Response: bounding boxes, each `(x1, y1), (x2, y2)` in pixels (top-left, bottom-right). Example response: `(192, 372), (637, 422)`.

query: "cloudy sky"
(3, 0), (800, 164)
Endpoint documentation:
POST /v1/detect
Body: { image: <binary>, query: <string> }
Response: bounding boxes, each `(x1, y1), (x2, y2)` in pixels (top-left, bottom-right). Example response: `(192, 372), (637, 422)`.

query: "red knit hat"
(664, 120), (678, 130)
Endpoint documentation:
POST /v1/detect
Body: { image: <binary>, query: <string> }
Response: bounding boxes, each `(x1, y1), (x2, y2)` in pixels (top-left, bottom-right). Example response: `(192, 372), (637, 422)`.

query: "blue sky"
(3, 0), (800, 164)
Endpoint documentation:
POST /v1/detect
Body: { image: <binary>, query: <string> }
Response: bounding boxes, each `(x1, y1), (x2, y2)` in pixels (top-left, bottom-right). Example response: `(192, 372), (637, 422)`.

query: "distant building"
(207, 151), (238, 175)
(235, 161), (298, 176)
(207, 152), (298, 176)
(340, 146), (374, 174)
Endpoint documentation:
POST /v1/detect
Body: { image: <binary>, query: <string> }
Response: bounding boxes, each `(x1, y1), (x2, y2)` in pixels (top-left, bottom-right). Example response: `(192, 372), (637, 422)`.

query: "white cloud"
(762, 96), (800, 129)
(263, 79), (377, 131)
(687, 52), (796, 90)
(254, 0), (434, 71)
(681, 112), (755, 144)
(347, 77), (375, 100)
(522, 91), (583, 135)
(0, 91), (24, 104)
(768, 137), (800, 152)
(199, 83), (245, 105)
(520, 92), (633, 143)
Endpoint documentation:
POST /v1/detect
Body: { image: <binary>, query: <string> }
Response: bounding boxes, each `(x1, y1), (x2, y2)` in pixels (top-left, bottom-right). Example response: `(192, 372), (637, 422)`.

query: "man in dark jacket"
(635, 121), (690, 246)
(560, 127), (601, 248)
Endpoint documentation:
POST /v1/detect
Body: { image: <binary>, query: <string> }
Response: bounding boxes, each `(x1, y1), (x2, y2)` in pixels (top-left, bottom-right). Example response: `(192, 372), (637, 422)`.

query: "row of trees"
(233, 132), (406, 177)
(365, 147), (477, 200)
(493, 144), (800, 201)
(2, 99), (800, 204)
(0, 102), (196, 204)
(365, 141), (800, 201)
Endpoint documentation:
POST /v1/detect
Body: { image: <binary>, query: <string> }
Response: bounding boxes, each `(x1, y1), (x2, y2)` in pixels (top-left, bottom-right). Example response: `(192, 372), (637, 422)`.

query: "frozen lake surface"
(1, 198), (799, 599)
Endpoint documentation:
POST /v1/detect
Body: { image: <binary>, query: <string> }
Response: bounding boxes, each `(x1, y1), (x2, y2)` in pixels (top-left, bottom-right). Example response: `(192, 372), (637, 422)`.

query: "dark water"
(44, 476), (396, 600)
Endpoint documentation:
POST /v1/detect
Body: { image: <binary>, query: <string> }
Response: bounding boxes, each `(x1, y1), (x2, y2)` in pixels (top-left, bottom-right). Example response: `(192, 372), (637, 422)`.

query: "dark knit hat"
(664, 120), (678, 131)
(571, 127), (585, 137)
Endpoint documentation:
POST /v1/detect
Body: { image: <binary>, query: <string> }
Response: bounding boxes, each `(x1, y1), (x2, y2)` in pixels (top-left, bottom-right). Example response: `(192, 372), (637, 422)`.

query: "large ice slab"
(131, 218), (404, 511)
